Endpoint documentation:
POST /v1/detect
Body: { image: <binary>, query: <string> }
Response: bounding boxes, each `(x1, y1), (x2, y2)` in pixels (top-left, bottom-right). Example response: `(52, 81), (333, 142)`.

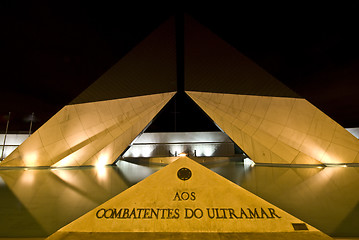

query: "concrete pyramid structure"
(45, 157), (332, 240)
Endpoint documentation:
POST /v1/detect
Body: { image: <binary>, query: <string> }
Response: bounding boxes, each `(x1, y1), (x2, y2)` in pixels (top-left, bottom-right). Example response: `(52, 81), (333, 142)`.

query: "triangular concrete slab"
(1, 15), (178, 167)
(46, 157), (332, 240)
(184, 15), (299, 98)
(187, 91), (359, 165)
(71, 17), (177, 104)
(1, 92), (174, 167)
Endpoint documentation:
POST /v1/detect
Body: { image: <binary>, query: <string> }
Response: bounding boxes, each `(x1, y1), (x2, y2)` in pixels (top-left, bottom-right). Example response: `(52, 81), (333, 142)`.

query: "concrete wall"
(124, 132), (235, 158)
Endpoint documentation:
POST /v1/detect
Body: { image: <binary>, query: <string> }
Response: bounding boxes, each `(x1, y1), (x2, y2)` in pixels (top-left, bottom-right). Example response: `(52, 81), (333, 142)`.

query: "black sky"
(1, 2), (359, 132)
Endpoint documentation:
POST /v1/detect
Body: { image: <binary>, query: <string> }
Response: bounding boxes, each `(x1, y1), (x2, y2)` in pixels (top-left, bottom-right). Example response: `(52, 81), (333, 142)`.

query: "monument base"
(50, 231), (332, 240)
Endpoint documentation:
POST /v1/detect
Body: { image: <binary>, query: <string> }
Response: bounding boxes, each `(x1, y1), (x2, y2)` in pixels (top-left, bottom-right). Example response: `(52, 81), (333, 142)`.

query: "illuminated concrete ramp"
(187, 91), (359, 165)
(184, 15), (359, 165)
(1, 92), (174, 167)
(46, 157), (332, 240)
(0, 16), (177, 167)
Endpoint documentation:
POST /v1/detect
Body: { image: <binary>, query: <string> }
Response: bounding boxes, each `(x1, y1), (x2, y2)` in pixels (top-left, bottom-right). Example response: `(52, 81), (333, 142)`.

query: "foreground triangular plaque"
(46, 157), (332, 240)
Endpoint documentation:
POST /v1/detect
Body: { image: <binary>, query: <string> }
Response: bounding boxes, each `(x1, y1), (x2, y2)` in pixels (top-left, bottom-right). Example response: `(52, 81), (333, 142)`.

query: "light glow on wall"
(122, 132), (234, 158)
(123, 145), (156, 158)
(178, 152), (187, 157)
(96, 154), (109, 168)
(203, 145), (215, 157)
(53, 154), (76, 168)
(169, 146), (184, 157)
(95, 154), (109, 180)
(23, 152), (38, 166)
(194, 145), (216, 157)
(123, 143), (224, 158)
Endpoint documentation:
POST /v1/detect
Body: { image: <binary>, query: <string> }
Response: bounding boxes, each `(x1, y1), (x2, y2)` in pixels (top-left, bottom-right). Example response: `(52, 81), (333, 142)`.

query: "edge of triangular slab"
(46, 157), (332, 239)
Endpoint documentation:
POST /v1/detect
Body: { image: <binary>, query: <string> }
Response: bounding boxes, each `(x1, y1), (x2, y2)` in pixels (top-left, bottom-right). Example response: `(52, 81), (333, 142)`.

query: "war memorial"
(0, 15), (358, 239)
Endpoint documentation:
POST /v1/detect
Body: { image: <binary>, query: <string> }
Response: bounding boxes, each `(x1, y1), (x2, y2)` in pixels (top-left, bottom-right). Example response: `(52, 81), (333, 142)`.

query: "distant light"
(178, 152), (187, 157)
(95, 154), (109, 180)
(96, 154), (108, 168)
(24, 152), (38, 166)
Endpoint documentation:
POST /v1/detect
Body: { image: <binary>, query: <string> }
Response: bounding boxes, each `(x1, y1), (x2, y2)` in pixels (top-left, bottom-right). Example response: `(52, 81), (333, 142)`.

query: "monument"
(1, 15), (358, 168)
(46, 157), (332, 240)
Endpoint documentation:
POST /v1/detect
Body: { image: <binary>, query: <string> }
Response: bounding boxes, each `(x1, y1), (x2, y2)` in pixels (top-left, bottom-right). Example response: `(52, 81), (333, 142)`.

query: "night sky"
(1, 2), (359, 133)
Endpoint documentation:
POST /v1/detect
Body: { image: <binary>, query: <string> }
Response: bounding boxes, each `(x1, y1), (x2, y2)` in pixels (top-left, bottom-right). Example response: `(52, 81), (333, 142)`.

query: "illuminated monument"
(46, 157), (332, 240)
(1, 15), (359, 167)
(1, 15), (353, 240)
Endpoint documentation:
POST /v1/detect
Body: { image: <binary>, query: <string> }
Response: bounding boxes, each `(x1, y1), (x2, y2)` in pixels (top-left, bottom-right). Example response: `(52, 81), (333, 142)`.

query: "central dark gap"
(146, 14), (218, 133)
(145, 93), (219, 132)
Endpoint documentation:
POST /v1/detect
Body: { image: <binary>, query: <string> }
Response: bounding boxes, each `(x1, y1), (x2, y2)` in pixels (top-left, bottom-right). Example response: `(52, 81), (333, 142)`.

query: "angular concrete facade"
(183, 15), (359, 165)
(1, 15), (358, 167)
(1, 93), (174, 167)
(187, 91), (359, 165)
(0, 17), (177, 167)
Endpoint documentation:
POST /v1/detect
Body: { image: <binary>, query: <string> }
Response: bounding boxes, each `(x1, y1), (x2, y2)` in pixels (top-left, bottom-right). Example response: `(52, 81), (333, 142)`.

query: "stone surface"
(0, 92), (175, 167)
(187, 91), (359, 165)
(46, 157), (332, 240)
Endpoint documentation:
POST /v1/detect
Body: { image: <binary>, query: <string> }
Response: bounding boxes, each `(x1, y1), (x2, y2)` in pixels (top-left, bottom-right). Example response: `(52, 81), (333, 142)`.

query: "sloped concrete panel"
(46, 157), (332, 240)
(184, 15), (299, 98)
(0, 92), (175, 167)
(71, 17), (176, 104)
(187, 91), (359, 165)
